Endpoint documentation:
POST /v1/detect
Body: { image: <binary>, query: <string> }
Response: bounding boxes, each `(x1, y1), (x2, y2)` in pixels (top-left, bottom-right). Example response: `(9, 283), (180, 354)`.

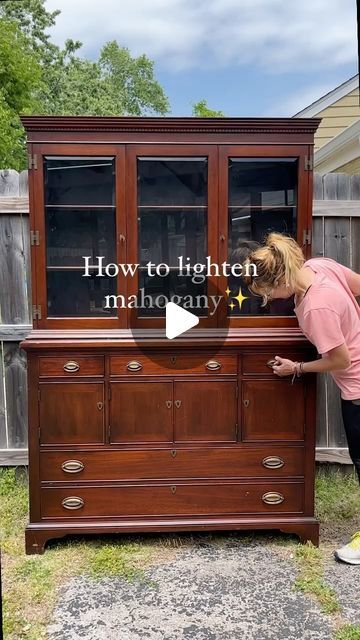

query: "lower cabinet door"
(242, 379), (305, 441)
(109, 381), (173, 443)
(39, 382), (105, 444)
(174, 380), (238, 442)
(40, 481), (304, 518)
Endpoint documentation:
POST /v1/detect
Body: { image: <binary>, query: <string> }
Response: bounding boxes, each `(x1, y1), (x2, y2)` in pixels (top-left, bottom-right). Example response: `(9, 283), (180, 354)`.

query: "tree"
(0, 0), (170, 167)
(0, 18), (41, 169)
(192, 99), (224, 117)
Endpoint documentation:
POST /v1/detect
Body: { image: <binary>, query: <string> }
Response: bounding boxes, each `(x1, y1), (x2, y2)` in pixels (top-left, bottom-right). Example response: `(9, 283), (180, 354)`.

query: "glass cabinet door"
(219, 147), (309, 322)
(33, 145), (125, 327)
(127, 146), (218, 327)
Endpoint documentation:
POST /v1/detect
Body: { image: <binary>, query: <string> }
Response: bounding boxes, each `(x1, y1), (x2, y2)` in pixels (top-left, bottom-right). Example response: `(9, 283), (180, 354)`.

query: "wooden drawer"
(40, 446), (305, 481)
(40, 481), (304, 518)
(39, 356), (104, 377)
(242, 353), (306, 375)
(110, 353), (237, 376)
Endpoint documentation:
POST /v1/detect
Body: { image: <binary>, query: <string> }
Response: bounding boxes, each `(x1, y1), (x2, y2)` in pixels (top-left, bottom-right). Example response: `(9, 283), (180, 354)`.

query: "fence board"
(323, 217), (351, 266)
(3, 342), (27, 448)
(0, 214), (30, 324)
(0, 170), (19, 196)
(0, 342), (7, 449)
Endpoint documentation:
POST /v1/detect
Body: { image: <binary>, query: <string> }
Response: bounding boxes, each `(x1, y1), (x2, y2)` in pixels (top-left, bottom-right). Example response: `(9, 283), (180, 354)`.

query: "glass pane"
(139, 209), (206, 267)
(46, 209), (116, 266)
(47, 270), (117, 317)
(227, 158), (297, 317)
(137, 158), (208, 317)
(44, 157), (115, 205)
(138, 270), (207, 317)
(138, 158), (207, 206)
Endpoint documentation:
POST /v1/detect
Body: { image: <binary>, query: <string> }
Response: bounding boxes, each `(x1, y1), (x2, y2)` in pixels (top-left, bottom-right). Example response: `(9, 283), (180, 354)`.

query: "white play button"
(165, 302), (199, 339)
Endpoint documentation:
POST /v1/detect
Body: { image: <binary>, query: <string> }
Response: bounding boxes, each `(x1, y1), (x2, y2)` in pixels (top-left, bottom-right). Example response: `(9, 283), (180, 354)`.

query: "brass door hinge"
(30, 230), (40, 246)
(304, 156), (313, 171)
(28, 154), (38, 170)
(302, 229), (312, 245)
(32, 305), (42, 320)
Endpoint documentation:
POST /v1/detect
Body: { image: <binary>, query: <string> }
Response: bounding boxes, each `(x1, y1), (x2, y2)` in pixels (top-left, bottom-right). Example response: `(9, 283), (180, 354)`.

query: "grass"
(293, 542), (340, 614)
(0, 465), (359, 639)
(334, 625), (360, 640)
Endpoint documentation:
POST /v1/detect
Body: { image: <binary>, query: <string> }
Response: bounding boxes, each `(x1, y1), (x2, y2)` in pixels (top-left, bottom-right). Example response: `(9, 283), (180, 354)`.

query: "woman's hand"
(272, 356), (296, 377)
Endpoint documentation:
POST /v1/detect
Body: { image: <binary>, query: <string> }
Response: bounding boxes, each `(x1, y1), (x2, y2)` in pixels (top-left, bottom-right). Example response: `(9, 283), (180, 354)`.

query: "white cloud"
(46, 0), (357, 72)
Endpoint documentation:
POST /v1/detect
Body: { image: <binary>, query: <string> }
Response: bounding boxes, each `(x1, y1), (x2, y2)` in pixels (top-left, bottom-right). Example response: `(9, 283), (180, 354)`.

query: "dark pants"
(341, 398), (360, 484)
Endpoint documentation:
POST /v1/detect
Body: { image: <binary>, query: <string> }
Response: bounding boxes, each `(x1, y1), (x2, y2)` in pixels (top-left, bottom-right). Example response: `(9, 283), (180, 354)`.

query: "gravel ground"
(47, 536), (338, 640)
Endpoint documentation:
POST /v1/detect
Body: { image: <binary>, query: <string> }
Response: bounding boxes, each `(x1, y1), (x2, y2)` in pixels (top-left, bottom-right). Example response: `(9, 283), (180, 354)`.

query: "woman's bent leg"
(340, 398), (360, 484)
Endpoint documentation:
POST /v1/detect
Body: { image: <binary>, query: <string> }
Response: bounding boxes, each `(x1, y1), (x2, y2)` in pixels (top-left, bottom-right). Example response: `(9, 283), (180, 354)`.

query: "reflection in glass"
(137, 158), (208, 317)
(227, 158), (298, 317)
(138, 209), (206, 267)
(46, 209), (116, 266)
(45, 157), (115, 205)
(47, 271), (117, 317)
(138, 271), (207, 317)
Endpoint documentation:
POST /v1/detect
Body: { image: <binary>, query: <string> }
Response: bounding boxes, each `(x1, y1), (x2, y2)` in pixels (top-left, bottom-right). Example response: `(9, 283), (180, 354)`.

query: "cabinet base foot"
(25, 517), (320, 554)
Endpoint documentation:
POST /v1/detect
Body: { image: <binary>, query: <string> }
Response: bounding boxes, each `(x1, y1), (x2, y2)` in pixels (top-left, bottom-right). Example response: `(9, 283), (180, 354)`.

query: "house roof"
(314, 118), (360, 166)
(294, 74), (359, 117)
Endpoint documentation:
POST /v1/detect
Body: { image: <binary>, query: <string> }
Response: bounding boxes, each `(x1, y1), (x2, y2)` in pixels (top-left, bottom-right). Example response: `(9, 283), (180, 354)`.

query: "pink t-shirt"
(294, 257), (360, 400)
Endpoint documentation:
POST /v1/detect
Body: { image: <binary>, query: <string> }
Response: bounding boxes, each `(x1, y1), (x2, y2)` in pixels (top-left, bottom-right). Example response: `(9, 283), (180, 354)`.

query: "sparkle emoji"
(233, 287), (249, 311)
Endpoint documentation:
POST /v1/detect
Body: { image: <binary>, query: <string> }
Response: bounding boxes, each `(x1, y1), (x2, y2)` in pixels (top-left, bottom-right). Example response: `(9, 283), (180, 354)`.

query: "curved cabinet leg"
(279, 522), (320, 546)
(25, 527), (68, 555)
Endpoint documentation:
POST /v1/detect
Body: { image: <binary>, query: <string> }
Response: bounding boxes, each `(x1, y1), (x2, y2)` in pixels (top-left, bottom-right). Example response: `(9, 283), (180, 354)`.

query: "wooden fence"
(0, 169), (359, 465)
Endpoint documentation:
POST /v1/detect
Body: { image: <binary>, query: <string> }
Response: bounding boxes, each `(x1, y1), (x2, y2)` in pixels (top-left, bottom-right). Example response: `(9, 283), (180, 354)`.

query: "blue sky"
(46, 0), (358, 117)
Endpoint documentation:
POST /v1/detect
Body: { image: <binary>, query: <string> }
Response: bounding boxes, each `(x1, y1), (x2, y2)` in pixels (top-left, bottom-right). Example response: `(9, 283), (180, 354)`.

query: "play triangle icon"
(165, 302), (199, 339)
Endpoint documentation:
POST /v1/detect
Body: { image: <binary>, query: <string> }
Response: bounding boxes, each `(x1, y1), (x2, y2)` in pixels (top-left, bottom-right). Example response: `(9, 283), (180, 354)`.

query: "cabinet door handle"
(127, 361), (142, 372)
(171, 485), (177, 494)
(220, 234), (226, 242)
(119, 234), (126, 243)
(62, 496), (84, 510)
(174, 400), (182, 409)
(97, 402), (104, 410)
(63, 361), (80, 373)
(262, 456), (285, 469)
(262, 491), (285, 505)
(61, 459), (84, 474)
(166, 400), (173, 409)
(243, 399), (250, 408)
(205, 360), (221, 371)
(266, 359), (277, 369)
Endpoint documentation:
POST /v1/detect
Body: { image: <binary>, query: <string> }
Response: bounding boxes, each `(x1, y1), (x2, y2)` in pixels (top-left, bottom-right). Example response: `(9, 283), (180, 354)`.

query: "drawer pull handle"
(205, 360), (221, 371)
(262, 456), (285, 469)
(262, 491), (285, 505)
(175, 400), (182, 409)
(171, 449), (177, 458)
(266, 359), (277, 369)
(166, 400), (173, 409)
(127, 361), (142, 372)
(63, 361), (80, 373)
(171, 485), (177, 494)
(97, 402), (104, 411)
(61, 460), (84, 474)
(62, 496), (84, 510)
(243, 399), (250, 408)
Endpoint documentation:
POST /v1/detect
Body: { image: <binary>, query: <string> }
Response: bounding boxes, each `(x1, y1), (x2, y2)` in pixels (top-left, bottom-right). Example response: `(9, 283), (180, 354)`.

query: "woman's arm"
(273, 343), (351, 377)
(342, 266), (360, 296)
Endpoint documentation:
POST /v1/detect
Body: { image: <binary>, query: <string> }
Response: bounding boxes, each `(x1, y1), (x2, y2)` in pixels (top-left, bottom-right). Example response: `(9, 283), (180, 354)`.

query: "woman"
(244, 232), (360, 565)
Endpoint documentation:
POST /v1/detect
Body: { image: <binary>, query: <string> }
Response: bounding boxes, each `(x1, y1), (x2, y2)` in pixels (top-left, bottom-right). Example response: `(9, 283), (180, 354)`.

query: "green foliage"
(293, 542), (341, 614)
(192, 99), (224, 117)
(335, 625), (360, 640)
(315, 465), (360, 522)
(0, 0), (170, 168)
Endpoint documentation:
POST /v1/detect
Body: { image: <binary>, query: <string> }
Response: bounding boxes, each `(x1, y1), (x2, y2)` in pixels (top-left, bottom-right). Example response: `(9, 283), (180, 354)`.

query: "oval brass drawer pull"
(262, 456), (285, 469)
(127, 361), (142, 372)
(205, 360), (221, 371)
(174, 400), (182, 408)
(63, 361), (80, 373)
(262, 491), (285, 505)
(62, 496), (84, 510)
(61, 460), (84, 474)
(266, 359), (277, 369)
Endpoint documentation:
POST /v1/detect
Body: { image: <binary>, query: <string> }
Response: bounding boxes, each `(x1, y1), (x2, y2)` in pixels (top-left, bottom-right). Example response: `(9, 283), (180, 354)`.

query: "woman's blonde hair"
(244, 232), (306, 306)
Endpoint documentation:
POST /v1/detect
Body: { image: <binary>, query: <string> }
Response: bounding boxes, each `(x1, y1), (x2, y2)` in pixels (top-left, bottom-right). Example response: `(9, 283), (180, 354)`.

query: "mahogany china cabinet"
(21, 116), (321, 554)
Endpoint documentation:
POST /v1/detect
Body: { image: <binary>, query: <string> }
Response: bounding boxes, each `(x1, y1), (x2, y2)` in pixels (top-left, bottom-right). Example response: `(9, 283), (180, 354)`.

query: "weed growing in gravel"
(334, 625), (360, 640)
(293, 543), (340, 614)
